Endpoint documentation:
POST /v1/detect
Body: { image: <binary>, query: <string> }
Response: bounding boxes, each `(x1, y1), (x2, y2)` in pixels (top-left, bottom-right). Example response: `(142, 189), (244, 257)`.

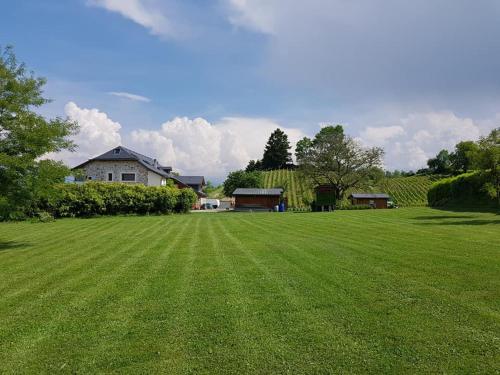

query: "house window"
(107, 172), (113, 182)
(121, 173), (136, 182)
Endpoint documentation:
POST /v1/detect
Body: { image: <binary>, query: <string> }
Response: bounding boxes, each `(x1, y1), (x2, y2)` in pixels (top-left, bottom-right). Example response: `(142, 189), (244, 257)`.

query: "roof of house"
(176, 175), (205, 187)
(232, 188), (283, 196)
(73, 146), (173, 178)
(349, 193), (390, 199)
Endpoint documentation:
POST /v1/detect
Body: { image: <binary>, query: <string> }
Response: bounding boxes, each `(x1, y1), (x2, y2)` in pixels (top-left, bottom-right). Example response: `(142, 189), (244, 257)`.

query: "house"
(349, 193), (390, 209)
(232, 188), (283, 211)
(175, 176), (206, 197)
(73, 146), (206, 204)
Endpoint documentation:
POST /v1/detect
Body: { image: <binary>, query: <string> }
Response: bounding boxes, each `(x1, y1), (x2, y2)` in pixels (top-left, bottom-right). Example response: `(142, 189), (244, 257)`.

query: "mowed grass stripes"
(0, 208), (499, 374)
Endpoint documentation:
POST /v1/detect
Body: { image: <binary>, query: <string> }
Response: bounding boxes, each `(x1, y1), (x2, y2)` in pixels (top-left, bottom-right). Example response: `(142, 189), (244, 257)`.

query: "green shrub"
(33, 182), (197, 218)
(32, 211), (55, 223)
(427, 171), (496, 207)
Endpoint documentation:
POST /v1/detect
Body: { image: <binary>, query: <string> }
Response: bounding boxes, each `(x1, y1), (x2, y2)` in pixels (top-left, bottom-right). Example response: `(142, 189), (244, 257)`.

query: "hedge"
(427, 171), (496, 207)
(33, 182), (197, 218)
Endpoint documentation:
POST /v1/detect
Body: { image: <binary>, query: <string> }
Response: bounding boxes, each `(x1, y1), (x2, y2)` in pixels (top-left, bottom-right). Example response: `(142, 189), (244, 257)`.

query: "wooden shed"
(232, 188), (283, 211)
(313, 184), (337, 211)
(349, 193), (390, 209)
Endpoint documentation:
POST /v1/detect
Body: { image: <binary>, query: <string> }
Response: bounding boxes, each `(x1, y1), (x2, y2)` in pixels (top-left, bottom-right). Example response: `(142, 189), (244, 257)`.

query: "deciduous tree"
(296, 125), (384, 201)
(0, 46), (78, 219)
(450, 141), (479, 174)
(474, 128), (500, 203)
(223, 170), (263, 197)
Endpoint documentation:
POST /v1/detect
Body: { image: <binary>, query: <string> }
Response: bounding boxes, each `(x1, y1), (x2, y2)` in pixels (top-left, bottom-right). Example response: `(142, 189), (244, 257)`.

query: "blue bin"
(279, 203), (285, 212)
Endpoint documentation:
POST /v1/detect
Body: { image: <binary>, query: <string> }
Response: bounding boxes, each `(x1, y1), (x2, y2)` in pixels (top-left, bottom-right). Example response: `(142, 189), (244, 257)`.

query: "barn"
(349, 193), (390, 209)
(232, 188), (283, 211)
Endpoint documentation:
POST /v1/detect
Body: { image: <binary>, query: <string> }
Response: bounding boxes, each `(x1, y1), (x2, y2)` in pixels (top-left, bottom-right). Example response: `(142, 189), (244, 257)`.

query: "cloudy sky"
(2, 1), (500, 181)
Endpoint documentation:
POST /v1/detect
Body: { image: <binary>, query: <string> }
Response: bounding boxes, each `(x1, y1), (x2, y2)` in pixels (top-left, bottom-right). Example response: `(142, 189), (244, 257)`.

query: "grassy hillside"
(0, 209), (499, 373)
(263, 170), (438, 208)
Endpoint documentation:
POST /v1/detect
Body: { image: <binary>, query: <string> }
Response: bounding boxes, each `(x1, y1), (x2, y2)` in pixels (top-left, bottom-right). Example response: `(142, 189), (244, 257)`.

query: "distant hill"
(262, 170), (439, 208)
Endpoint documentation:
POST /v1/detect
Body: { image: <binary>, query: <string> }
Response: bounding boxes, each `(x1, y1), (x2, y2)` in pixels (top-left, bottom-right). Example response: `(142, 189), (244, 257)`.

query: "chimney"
(153, 158), (158, 167)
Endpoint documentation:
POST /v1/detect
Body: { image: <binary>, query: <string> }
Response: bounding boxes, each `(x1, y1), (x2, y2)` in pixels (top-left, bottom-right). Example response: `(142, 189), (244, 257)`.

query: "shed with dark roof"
(349, 193), (390, 209)
(232, 188), (283, 211)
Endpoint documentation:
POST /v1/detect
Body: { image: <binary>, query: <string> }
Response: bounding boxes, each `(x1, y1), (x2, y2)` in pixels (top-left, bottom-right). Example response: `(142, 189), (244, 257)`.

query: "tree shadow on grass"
(0, 240), (31, 252)
(415, 219), (500, 226)
(412, 215), (475, 220)
(431, 205), (500, 215)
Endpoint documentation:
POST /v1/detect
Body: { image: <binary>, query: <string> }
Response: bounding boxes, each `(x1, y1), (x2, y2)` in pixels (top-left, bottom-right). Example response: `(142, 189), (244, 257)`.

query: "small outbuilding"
(232, 188), (283, 211)
(349, 193), (390, 209)
(313, 184), (337, 212)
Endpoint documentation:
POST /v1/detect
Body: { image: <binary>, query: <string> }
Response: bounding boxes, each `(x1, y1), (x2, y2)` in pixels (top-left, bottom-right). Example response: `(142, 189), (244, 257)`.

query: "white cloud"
(46, 102), (122, 166)
(226, 0), (276, 34)
(108, 91), (151, 102)
(358, 126), (405, 147)
(129, 116), (306, 181)
(87, 0), (172, 37)
(358, 111), (483, 171)
(49, 102), (305, 182)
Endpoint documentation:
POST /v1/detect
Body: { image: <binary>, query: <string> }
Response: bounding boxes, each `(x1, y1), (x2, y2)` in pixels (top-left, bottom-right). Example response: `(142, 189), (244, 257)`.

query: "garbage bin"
(279, 203), (285, 212)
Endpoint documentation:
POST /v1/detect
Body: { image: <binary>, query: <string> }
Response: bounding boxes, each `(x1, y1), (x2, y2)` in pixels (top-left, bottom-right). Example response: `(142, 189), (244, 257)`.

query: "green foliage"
(428, 171), (497, 207)
(296, 125), (384, 201)
(223, 170), (263, 197)
(475, 127), (500, 203)
(427, 149), (452, 174)
(264, 170), (436, 208)
(261, 128), (292, 170)
(245, 159), (263, 172)
(450, 141), (479, 173)
(203, 181), (224, 198)
(0, 46), (78, 219)
(33, 182), (196, 218)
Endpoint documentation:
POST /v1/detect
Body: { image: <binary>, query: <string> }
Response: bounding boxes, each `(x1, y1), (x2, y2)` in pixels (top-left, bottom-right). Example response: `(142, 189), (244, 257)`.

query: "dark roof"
(232, 188), (283, 196)
(176, 176), (205, 186)
(73, 146), (173, 178)
(349, 193), (390, 199)
(73, 146), (207, 197)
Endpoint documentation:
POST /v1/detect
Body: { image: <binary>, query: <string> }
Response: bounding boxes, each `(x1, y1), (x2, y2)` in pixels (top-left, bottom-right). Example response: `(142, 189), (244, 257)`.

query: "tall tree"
(261, 128), (292, 170)
(427, 149), (452, 174)
(474, 127), (500, 204)
(296, 125), (384, 201)
(245, 159), (262, 172)
(0, 46), (78, 219)
(450, 141), (479, 174)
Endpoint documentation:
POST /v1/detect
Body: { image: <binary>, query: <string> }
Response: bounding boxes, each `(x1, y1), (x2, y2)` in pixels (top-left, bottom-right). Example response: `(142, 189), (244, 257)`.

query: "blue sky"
(2, 0), (500, 181)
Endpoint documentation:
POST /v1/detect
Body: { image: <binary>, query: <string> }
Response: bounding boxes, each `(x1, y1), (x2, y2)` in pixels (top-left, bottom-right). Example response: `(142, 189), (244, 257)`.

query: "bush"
(33, 182), (197, 218)
(427, 171), (496, 207)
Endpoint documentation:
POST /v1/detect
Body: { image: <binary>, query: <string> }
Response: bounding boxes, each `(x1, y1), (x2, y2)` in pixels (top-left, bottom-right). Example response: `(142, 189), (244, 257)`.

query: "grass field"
(263, 170), (438, 208)
(0, 208), (499, 373)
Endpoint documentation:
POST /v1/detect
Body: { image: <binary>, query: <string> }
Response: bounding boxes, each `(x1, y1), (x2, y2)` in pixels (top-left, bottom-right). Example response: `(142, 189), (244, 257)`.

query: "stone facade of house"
(80, 160), (150, 184)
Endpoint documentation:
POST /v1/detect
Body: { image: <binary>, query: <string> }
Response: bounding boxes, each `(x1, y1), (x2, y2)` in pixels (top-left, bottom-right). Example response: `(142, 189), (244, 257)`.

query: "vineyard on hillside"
(262, 169), (314, 208)
(263, 170), (439, 208)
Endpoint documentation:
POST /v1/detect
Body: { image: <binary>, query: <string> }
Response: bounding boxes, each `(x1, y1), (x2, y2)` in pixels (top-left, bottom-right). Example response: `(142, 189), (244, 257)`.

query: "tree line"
(224, 125), (385, 201)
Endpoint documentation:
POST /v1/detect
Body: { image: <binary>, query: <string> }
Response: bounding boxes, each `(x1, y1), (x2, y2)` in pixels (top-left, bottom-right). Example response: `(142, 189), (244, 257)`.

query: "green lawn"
(0, 208), (499, 374)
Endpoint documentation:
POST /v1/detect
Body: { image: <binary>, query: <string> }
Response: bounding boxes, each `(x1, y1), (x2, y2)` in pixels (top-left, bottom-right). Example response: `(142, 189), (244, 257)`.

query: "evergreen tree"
(261, 128), (292, 170)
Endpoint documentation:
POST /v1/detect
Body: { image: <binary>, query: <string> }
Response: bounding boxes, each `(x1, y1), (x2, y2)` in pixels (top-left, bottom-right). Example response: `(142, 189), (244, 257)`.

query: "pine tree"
(261, 129), (292, 170)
